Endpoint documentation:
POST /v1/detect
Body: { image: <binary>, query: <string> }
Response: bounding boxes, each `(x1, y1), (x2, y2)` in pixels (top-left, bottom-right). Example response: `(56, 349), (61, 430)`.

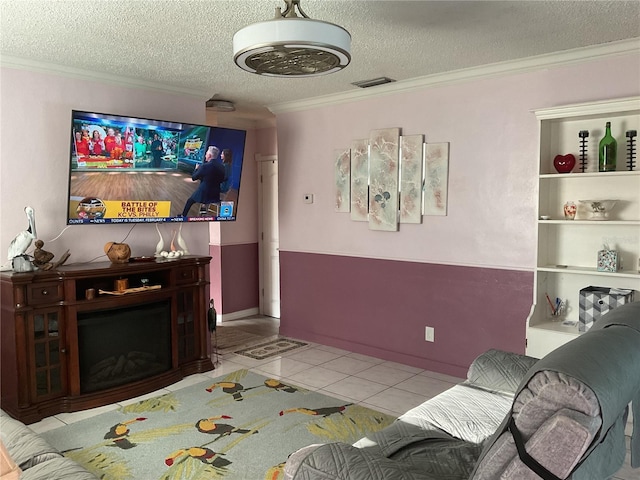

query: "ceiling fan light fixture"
(233, 0), (351, 77)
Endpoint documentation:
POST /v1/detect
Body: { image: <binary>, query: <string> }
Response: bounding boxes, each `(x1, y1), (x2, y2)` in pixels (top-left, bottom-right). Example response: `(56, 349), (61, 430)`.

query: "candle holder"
(626, 130), (637, 171)
(578, 130), (589, 172)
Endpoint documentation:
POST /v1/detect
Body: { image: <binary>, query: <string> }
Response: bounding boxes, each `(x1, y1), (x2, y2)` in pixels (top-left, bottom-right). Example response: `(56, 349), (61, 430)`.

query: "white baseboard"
(218, 308), (260, 323)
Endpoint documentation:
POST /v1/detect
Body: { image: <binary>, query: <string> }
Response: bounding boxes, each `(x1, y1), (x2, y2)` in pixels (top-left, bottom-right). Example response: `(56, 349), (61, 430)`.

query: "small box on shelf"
(597, 248), (619, 272)
(578, 286), (634, 332)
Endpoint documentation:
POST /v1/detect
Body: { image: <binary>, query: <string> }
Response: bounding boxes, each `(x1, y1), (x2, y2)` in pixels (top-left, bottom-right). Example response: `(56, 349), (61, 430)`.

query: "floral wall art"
(368, 128), (401, 231)
(400, 134), (424, 224)
(350, 138), (369, 221)
(423, 142), (450, 216)
(334, 148), (351, 212)
(334, 128), (449, 231)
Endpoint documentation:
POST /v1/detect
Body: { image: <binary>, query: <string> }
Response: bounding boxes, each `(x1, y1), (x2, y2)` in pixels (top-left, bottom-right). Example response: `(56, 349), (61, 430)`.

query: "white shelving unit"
(527, 97), (640, 359)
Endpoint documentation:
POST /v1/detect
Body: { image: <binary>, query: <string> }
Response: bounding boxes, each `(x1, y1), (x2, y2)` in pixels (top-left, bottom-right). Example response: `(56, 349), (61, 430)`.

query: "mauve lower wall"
(279, 251), (533, 378)
(210, 243), (259, 315)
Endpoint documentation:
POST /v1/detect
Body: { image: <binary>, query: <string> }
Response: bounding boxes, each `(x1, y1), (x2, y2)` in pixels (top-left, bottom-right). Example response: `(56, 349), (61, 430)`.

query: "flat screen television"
(67, 110), (247, 224)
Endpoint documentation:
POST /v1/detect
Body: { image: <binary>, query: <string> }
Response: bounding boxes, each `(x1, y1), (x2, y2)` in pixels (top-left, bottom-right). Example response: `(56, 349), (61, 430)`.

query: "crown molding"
(533, 96), (640, 120)
(216, 116), (276, 130)
(3, 37), (638, 117)
(1, 54), (277, 129)
(0, 54), (211, 99)
(267, 38), (640, 114)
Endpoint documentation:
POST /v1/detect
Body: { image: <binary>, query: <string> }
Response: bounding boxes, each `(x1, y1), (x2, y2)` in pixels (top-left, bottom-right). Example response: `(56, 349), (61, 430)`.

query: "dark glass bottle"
(208, 299), (217, 332)
(599, 122), (617, 172)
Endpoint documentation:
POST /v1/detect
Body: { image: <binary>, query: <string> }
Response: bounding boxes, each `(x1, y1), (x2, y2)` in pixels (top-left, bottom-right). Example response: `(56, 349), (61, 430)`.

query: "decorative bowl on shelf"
(578, 200), (618, 220)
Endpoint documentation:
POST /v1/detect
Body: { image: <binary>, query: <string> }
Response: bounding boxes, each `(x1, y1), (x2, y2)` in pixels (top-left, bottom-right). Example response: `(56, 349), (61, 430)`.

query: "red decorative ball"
(553, 154), (576, 173)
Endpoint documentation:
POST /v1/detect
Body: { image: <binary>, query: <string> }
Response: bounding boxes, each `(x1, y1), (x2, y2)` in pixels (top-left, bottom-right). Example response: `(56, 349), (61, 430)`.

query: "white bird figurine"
(154, 223), (165, 257)
(175, 223), (189, 255)
(8, 206), (37, 260)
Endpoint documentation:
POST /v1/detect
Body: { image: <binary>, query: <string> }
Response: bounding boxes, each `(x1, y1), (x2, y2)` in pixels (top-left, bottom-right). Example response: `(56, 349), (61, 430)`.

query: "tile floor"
(29, 316), (635, 479)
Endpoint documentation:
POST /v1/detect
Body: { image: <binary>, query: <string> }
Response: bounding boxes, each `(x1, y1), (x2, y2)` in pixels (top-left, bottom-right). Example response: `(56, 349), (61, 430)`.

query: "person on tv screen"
(181, 146), (226, 217)
(104, 127), (117, 155)
(74, 131), (90, 157)
(151, 133), (164, 168)
(124, 126), (134, 153)
(89, 130), (104, 156)
(220, 148), (233, 196)
(134, 136), (147, 161)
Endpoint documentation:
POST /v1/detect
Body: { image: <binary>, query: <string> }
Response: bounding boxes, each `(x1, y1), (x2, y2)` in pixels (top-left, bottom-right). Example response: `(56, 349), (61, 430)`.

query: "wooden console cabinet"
(1, 256), (214, 424)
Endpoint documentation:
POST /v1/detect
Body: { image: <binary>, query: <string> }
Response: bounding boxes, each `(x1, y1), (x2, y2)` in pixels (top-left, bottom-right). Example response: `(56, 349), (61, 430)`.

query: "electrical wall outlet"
(425, 326), (435, 342)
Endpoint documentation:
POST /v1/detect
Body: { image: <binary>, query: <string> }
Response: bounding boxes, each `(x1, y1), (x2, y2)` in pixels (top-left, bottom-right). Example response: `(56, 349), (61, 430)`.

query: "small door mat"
(213, 326), (269, 355)
(235, 338), (308, 360)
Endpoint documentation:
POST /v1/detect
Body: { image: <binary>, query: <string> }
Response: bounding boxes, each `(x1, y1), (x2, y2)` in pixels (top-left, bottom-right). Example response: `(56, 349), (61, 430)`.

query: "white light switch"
(303, 194), (314, 204)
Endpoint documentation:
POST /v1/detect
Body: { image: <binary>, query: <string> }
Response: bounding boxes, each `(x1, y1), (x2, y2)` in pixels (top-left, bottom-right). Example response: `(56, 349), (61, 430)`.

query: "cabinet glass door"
(30, 308), (65, 399)
(176, 289), (197, 363)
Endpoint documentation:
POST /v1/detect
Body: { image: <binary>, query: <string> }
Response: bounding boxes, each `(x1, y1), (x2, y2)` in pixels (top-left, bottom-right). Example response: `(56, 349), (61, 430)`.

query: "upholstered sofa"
(284, 301), (640, 480)
(0, 409), (97, 480)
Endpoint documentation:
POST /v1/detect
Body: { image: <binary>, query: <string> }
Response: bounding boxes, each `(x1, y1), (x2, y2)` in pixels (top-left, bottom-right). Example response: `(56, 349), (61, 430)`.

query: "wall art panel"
(400, 134), (424, 224)
(368, 128), (400, 231)
(334, 148), (351, 212)
(350, 138), (369, 221)
(423, 142), (450, 216)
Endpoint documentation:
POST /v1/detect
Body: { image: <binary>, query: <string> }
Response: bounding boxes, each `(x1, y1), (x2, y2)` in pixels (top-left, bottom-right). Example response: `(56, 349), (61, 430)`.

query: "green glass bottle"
(599, 122), (617, 172)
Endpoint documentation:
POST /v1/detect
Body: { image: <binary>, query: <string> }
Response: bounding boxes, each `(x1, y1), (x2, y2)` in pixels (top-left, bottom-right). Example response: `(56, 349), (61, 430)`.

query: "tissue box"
(579, 286), (634, 332)
(597, 249), (619, 272)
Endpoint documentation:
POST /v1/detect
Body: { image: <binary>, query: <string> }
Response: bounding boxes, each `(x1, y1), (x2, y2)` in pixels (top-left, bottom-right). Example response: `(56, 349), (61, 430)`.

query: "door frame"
(256, 154), (279, 317)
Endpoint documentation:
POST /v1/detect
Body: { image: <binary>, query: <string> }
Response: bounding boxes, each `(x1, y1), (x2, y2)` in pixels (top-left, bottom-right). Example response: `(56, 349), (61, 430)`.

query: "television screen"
(67, 110), (246, 224)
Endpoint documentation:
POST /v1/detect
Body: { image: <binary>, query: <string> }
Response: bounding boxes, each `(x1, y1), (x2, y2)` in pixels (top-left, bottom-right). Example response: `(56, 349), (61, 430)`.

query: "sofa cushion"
(284, 440), (478, 480)
(466, 349), (539, 395)
(390, 384), (512, 444)
(19, 456), (98, 480)
(472, 407), (601, 479)
(502, 408), (601, 479)
(0, 411), (59, 470)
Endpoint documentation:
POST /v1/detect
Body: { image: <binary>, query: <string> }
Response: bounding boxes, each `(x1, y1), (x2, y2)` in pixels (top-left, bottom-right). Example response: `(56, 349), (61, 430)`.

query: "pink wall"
(255, 126), (278, 155)
(0, 67), (211, 262)
(276, 53), (640, 374)
(210, 243), (260, 315)
(276, 55), (640, 267)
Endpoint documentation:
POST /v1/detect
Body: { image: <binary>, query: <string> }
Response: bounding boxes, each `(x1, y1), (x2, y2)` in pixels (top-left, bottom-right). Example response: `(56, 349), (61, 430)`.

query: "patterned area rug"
(234, 338), (308, 360)
(40, 369), (395, 480)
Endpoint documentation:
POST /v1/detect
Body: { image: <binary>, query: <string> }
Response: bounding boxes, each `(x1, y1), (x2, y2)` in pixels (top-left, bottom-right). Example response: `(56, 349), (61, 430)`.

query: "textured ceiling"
(2, 0), (640, 117)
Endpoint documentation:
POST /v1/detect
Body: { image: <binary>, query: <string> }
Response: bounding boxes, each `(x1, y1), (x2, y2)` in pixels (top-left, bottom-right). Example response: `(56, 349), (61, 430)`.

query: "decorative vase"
(563, 201), (577, 220)
(598, 122), (617, 172)
(104, 242), (131, 264)
(554, 154), (576, 173)
(578, 199), (617, 220)
(170, 230), (177, 252)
